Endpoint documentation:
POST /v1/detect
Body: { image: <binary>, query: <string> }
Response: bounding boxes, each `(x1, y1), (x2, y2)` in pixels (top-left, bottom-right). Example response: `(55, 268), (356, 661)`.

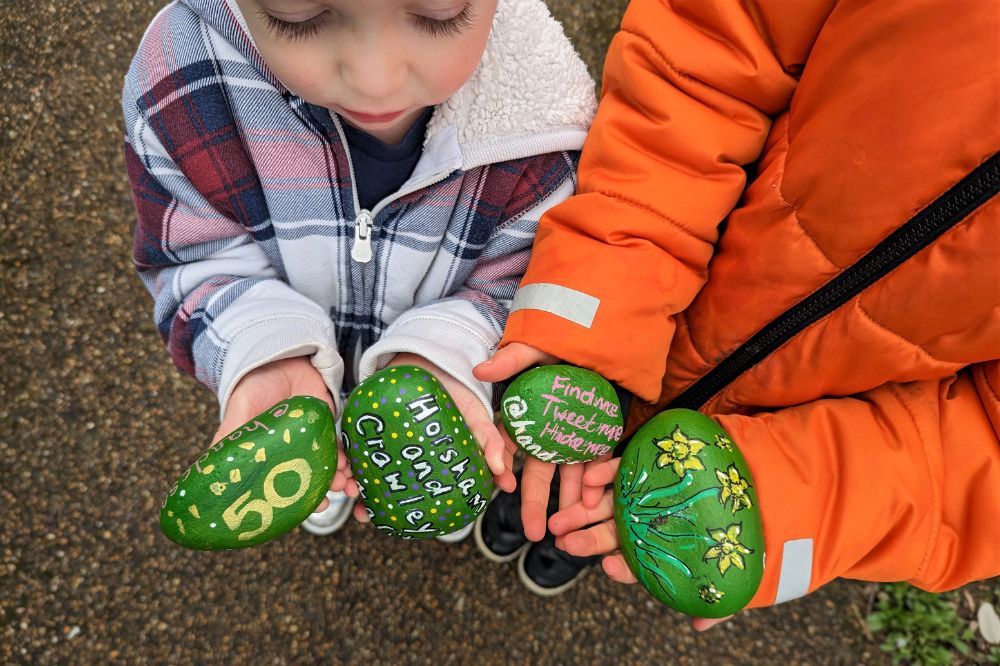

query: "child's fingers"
(519, 457), (556, 541)
(692, 616), (734, 632)
(602, 554), (638, 584)
(558, 463), (585, 510)
(559, 519), (619, 557)
(470, 420), (506, 477)
(583, 458), (620, 487)
(495, 439), (517, 492)
(548, 491), (614, 535)
(582, 484), (606, 510)
(352, 501), (370, 523)
(472, 342), (556, 382)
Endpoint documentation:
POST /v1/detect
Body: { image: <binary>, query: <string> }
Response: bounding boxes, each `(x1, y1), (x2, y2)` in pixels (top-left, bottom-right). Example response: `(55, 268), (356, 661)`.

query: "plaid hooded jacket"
(123, 0), (596, 417)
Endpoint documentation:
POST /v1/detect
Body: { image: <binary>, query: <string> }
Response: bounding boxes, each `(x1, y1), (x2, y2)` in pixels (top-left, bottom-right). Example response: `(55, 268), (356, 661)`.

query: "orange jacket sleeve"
(501, 0), (835, 401)
(716, 362), (1000, 607)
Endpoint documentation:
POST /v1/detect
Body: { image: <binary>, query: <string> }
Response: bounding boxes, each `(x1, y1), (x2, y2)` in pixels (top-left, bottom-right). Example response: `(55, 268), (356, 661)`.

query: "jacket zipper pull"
(351, 211), (373, 263)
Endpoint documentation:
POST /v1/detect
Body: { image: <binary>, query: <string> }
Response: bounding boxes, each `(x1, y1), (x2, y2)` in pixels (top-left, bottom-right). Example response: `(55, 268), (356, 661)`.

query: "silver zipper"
(329, 112), (455, 265)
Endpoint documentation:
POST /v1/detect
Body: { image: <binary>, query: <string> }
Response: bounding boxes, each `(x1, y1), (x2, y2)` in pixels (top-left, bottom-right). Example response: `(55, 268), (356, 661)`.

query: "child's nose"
(341, 51), (407, 103)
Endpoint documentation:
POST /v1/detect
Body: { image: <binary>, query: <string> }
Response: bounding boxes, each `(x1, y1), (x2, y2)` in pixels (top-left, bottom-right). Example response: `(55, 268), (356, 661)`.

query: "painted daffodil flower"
(704, 523), (753, 576)
(653, 426), (707, 477)
(714, 433), (734, 451)
(699, 583), (725, 604)
(716, 464), (753, 513)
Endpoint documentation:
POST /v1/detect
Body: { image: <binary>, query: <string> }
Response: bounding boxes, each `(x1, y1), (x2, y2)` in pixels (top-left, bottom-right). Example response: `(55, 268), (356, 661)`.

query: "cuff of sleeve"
(217, 315), (344, 419)
(358, 314), (496, 419)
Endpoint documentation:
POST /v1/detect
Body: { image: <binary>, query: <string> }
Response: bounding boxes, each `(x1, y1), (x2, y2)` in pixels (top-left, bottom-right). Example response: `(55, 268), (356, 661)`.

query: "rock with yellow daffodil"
(160, 396), (337, 550)
(614, 409), (764, 617)
(342, 365), (493, 539)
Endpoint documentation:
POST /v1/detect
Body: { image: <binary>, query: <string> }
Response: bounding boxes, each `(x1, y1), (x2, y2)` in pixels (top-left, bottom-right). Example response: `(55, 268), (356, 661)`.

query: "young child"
(123, 0), (596, 539)
(474, 0), (1000, 614)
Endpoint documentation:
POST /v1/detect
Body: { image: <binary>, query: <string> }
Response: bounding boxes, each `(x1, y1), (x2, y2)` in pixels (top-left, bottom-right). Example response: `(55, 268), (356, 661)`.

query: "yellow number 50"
(222, 458), (312, 541)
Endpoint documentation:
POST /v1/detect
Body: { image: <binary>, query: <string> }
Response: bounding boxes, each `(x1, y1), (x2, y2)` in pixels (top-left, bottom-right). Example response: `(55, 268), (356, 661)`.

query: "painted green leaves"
(342, 365), (493, 539)
(500, 365), (624, 463)
(614, 409), (763, 617)
(161, 396), (337, 550)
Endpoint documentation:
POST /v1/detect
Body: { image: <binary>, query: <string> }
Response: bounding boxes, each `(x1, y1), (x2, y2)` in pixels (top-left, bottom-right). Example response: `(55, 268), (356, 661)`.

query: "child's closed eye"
(258, 10), (332, 41)
(411, 3), (474, 38)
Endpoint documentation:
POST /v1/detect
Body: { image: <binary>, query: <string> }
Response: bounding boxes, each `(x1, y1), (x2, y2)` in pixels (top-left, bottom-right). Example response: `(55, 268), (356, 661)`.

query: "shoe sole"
(473, 489), (529, 564)
(516, 545), (588, 598)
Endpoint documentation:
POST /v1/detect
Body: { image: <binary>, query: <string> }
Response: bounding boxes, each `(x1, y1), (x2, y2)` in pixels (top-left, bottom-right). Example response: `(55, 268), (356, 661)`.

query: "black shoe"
(474, 486), (530, 563)
(517, 532), (599, 597)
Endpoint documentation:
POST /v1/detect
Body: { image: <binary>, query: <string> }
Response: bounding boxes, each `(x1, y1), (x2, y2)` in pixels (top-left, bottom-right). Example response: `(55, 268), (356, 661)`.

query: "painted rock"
(614, 409), (764, 618)
(499, 364), (624, 463)
(160, 396), (337, 550)
(342, 365), (493, 539)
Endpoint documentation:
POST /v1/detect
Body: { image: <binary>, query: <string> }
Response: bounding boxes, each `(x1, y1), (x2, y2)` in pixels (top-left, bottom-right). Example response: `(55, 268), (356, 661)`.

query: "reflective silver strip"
(773, 538), (814, 604)
(510, 283), (599, 329)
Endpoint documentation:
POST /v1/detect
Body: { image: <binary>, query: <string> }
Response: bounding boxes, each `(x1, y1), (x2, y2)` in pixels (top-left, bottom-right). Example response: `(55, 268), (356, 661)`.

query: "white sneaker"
(435, 521), (475, 543)
(300, 490), (355, 536)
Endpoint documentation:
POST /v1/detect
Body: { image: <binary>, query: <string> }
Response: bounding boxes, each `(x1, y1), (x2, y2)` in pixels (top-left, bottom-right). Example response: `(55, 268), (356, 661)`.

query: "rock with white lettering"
(342, 365), (493, 539)
(160, 396), (337, 550)
(499, 364), (624, 464)
(614, 409), (764, 617)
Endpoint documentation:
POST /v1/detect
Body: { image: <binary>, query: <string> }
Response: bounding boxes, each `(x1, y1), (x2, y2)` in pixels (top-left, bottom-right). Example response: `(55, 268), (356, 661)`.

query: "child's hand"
(352, 351), (513, 523)
(549, 457), (733, 632)
(475, 342), (584, 541)
(214, 356), (359, 511)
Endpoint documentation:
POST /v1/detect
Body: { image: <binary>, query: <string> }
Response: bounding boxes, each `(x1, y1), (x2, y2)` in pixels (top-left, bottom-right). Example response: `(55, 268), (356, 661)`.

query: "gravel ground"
(1, 1), (889, 663)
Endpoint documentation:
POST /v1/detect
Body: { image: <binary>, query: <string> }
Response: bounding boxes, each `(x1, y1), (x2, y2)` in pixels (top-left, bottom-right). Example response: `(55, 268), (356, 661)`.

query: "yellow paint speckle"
(177, 518), (186, 534)
(431, 508), (437, 514)
(167, 511), (174, 518)
(289, 409), (304, 418)
(446, 499), (453, 505)
(373, 478), (381, 484)
(390, 379), (397, 384)
(189, 505), (200, 519)
(367, 391), (373, 397)
(230, 469), (241, 483)
(371, 402), (379, 409)
(452, 416), (457, 422)
(373, 497), (380, 504)
(393, 411), (400, 417)
(210, 482), (227, 496)
(391, 433), (398, 439)
(417, 386), (423, 391)
(239, 442), (255, 450)
(362, 462), (368, 469)
(255, 448), (267, 463)
(283, 429), (291, 443)
(346, 417), (353, 423)
(406, 431), (413, 437)
(201, 465), (215, 475)
(312, 440), (319, 451)
(390, 516), (397, 521)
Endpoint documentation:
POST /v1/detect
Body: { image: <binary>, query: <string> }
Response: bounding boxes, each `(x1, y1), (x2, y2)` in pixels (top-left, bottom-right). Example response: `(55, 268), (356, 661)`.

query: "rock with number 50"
(160, 396), (337, 550)
(342, 365), (493, 539)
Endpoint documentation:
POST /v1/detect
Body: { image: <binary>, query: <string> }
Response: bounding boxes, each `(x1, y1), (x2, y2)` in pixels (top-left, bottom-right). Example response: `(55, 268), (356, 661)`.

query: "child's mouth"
(339, 107), (406, 124)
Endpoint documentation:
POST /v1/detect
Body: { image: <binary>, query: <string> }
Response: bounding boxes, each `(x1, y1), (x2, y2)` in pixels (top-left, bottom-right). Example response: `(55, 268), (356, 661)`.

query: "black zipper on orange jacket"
(666, 151), (1000, 412)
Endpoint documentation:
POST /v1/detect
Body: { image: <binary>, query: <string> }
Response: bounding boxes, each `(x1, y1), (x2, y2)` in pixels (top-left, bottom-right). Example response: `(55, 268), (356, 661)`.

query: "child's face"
(237, 0), (499, 143)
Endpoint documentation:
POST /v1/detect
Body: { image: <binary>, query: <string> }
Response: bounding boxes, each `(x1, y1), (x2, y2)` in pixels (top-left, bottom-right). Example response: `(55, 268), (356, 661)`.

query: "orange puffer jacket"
(501, 0), (999, 607)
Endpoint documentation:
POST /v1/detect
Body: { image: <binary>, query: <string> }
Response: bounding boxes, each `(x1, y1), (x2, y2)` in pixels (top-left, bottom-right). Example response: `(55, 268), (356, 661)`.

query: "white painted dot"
(324, 466), (329, 470)
(268, 429), (275, 435)
(179, 490), (186, 497)
(395, 398), (402, 403)
(435, 500), (441, 505)
(364, 451), (369, 457)
(454, 428), (459, 433)
(379, 378), (385, 382)
(403, 423), (410, 428)
(387, 504), (394, 509)
(300, 427), (306, 433)
(418, 437), (424, 442)
(210, 523), (217, 528)
(226, 457), (234, 462)
(396, 460), (401, 465)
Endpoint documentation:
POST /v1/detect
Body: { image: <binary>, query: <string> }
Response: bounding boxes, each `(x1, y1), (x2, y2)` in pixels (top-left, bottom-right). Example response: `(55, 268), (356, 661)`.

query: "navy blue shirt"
(341, 107), (434, 211)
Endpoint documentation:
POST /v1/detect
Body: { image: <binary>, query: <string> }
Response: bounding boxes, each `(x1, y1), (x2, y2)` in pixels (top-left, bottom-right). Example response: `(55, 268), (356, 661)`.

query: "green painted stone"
(342, 365), (493, 539)
(160, 396), (337, 550)
(499, 364), (624, 463)
(614, 409), (764, 618)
